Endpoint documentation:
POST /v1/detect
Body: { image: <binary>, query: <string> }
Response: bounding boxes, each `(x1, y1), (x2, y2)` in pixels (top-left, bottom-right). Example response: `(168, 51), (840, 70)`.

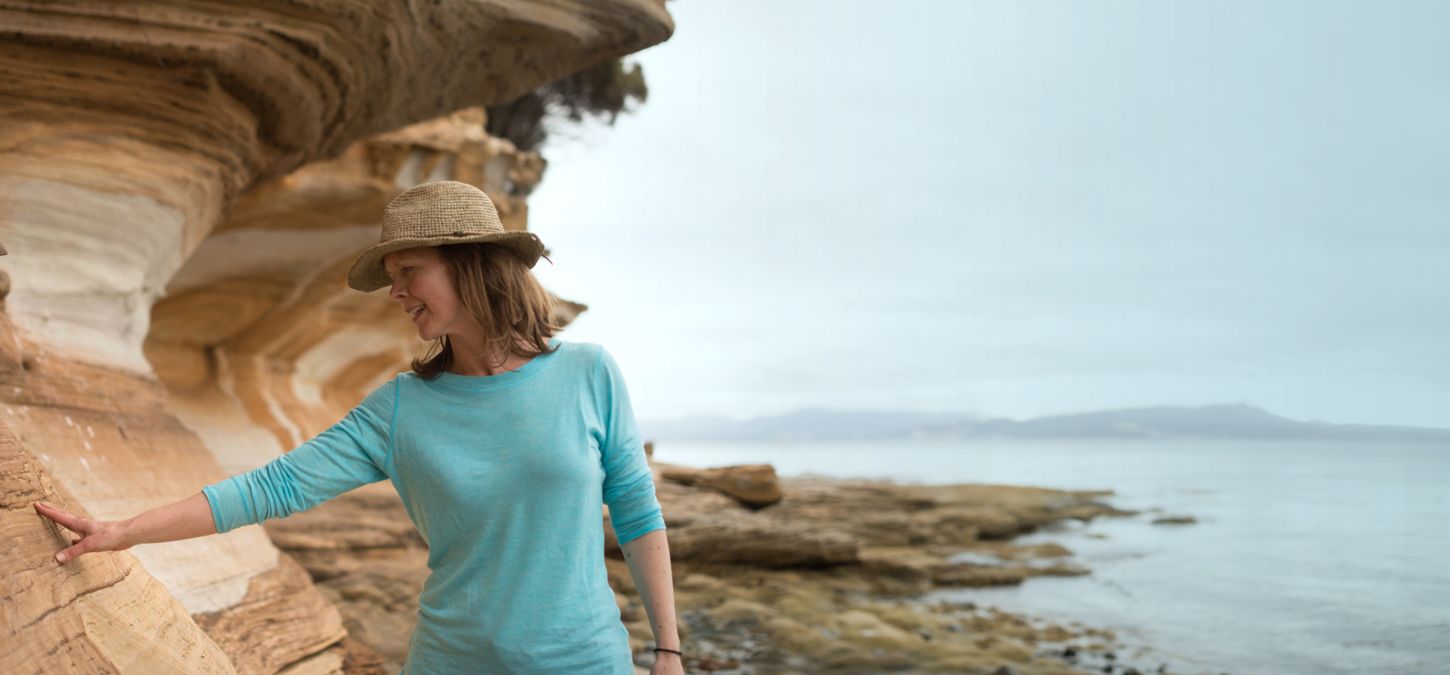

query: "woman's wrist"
(116, 516), (140, 549)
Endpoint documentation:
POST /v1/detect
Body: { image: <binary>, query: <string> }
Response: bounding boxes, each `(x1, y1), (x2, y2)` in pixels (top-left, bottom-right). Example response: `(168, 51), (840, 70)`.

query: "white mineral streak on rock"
(0, 1), (672, 670)
(166, 225), (379, 295)
(0, 178), (185, 374)
(264, 389), (306, 451)
(292, 328), (405, 408)
(131, 529), (281, 615)
(163, 386), (287, 477)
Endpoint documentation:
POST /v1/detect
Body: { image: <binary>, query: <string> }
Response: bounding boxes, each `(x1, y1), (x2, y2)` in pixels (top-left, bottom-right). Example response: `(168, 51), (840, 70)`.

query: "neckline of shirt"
(427, 337), (563, 392)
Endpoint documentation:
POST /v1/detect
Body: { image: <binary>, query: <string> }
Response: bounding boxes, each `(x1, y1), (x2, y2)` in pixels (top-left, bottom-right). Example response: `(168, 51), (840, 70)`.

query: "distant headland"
(641, 404), (1450, 442)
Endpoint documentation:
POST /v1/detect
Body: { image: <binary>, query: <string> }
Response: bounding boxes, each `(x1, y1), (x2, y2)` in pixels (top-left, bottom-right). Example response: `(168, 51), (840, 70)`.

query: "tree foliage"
(486, 58), (648, 152)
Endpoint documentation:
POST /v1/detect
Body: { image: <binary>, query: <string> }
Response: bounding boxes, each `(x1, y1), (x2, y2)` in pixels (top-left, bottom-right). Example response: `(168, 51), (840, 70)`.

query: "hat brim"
(346, 231), (545, 292)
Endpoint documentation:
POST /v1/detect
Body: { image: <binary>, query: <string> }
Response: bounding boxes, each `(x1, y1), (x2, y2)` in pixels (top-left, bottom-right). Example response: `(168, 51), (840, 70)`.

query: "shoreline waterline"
(652, 438), (1449, 675)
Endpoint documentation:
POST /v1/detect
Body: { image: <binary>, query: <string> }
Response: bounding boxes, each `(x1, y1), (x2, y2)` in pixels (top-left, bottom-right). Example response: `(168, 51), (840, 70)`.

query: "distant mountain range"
(639, 404), (1450, 442)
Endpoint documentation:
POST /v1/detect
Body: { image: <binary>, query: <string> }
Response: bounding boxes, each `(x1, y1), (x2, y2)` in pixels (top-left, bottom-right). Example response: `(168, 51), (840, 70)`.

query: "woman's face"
(383, 246), (478, 342)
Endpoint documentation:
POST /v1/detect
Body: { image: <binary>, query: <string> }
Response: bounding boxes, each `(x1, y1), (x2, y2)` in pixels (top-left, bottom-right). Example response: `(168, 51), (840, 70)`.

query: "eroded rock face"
(261, 456), (1142, 674)
(146, 107), (587, 475)
(259, 483), (429, 674)
(0, 303), (349, 673)
(0, 377), (235, 675)
(0, 2), (670, 672)
(0, 0), (668, 376)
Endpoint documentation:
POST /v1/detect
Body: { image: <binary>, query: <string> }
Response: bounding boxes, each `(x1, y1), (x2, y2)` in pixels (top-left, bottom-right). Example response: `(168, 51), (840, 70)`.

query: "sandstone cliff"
(0, 1), (671, 672)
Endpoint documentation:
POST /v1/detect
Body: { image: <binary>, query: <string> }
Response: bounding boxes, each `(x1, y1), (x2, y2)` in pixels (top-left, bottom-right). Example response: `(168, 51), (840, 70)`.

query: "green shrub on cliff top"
(486, 58), (649, 152)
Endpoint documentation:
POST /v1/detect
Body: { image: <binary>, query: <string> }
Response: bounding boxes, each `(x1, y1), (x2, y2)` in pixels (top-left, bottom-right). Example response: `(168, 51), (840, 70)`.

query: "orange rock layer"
(0, 1), (671, 672)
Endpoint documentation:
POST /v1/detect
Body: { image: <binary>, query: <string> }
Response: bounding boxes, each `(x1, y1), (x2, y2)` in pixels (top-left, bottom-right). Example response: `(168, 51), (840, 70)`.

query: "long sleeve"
(201, 377), (398, 534)
(593, 347), (666, 545)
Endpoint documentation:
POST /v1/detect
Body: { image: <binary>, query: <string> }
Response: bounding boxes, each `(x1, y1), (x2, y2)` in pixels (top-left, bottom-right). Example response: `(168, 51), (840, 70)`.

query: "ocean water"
(650, 438), (1450, 675)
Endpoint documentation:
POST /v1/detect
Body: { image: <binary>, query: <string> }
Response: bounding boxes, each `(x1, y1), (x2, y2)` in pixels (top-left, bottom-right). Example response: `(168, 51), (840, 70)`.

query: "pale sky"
(527, 0), (1449, 428)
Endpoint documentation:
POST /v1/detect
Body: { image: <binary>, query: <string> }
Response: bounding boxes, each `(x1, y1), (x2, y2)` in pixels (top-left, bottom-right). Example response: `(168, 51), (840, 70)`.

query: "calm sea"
(650, 438), (1450, 675)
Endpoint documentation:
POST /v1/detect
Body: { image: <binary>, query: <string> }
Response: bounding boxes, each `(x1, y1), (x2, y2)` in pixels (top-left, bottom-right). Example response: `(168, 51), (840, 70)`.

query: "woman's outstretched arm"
(34, 492), (216, 565)
(35, 378), (396, 565)
(621, 528), (682, 674)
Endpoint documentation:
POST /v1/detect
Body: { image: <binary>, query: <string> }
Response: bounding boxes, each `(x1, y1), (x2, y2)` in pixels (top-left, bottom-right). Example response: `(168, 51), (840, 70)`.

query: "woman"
(32, 181), (684, 675)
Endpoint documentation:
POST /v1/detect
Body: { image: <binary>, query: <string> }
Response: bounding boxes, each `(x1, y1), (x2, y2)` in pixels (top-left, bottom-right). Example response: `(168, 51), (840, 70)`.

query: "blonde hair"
(410, 243), (560, 379)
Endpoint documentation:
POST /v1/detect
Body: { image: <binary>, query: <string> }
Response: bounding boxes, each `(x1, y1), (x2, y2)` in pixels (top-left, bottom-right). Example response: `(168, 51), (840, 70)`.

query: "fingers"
(34, 501), (95, 565)
(55, 538), (90, 565)
(33, 501), (90, 534)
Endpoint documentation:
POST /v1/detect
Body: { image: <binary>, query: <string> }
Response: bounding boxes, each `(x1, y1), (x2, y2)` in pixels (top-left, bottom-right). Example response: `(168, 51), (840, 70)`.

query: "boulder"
(660, 463), (784, 508)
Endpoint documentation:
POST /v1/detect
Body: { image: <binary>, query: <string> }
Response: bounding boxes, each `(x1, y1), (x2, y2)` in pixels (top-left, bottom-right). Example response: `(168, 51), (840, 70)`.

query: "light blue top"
(201, 338), (665, 674)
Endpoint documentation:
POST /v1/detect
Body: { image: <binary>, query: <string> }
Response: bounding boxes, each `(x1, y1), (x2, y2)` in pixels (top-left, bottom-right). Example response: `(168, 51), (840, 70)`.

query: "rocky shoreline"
(261, 457), (1187, 674)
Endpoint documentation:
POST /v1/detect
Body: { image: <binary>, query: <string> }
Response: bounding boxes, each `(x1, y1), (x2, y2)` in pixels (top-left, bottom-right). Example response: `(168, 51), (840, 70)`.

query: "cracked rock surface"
(265, 461), (1145, 675)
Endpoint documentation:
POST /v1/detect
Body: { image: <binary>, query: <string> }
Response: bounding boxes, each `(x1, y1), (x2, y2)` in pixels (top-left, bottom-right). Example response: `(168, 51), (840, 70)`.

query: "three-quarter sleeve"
(201, 377), (398, 534)
(593, 346), (666, 545)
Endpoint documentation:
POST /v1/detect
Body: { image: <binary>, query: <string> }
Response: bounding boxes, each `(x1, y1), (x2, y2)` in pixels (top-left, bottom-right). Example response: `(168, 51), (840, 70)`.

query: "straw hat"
(347, 181), (546, 292)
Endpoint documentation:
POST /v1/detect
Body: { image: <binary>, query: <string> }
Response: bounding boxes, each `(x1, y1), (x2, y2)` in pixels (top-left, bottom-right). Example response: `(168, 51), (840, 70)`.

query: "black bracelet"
(653, 647), (683, 657)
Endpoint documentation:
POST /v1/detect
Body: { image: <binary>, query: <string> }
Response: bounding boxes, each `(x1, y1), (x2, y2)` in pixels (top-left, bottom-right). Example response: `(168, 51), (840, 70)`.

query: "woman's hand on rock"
(33, 501), (132, 564)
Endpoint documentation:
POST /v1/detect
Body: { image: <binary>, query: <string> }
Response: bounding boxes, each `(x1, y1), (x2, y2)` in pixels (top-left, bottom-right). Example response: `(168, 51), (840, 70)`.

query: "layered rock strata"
(262, 456), (1149, 674)
(0, 295), (350, 673)
(0, 364), (235, 674)
(146, 107), (586, 476)
(0, 1), (671, 671)
(0, 0), (669, 373)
